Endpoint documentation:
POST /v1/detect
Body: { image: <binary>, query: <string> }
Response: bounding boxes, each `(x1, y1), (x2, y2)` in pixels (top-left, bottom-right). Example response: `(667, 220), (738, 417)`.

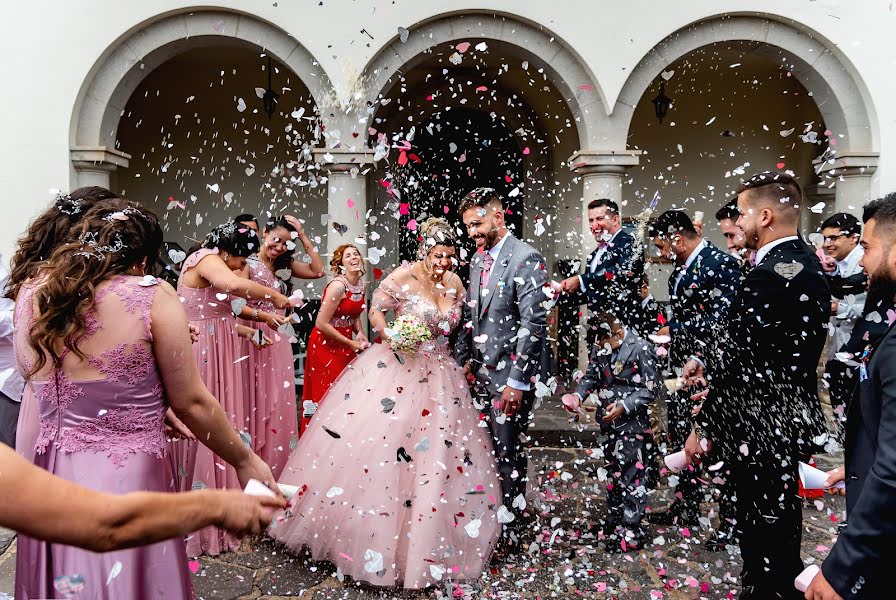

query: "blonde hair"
(416, 217), (457, 259)
(330, 244), (365, 276)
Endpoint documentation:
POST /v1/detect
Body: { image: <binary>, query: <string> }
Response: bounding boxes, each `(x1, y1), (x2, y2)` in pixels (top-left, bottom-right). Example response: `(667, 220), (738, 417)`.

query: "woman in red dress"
(301, 244), (369, 434)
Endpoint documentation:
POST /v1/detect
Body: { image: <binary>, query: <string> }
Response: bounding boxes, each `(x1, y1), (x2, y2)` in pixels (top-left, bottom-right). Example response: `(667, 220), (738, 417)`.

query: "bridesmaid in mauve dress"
(3, 187), (121, 461)
(14, 203), (277, 599)
(173, 221), (290, 557)
(237, 214), (324, 478)
(300, 243), (368, 434)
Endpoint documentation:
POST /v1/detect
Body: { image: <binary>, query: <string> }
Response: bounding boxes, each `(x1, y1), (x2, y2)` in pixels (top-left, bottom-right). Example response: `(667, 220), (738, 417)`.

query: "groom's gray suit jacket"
(454, 234), (549, 396)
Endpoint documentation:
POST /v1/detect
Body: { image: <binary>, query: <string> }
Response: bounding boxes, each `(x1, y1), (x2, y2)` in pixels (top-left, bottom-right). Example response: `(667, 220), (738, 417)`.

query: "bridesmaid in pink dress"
(174, 221), (290, 556)
(237, 215), (324, 478)
(271, 218), (500, 590)
(4, 187), (120, 461)
(14, 203), (278, 599)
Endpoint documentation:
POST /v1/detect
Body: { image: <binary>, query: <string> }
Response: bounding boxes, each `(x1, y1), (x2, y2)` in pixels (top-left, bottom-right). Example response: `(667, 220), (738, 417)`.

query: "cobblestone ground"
(0, 447), (845, 600)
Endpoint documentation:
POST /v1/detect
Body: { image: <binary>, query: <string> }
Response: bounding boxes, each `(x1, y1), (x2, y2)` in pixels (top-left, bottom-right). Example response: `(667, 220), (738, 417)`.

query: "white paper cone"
(794, 564), (820, 592)
(799, 462), (846, 490)
(664, 449), (689, 471)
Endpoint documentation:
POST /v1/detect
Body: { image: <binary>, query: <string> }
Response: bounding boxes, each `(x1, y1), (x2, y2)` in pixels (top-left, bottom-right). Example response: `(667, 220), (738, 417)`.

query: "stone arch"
(357, 10), (609, 151)
(613, 14), (878, 155)
(69, 8), (334, 185)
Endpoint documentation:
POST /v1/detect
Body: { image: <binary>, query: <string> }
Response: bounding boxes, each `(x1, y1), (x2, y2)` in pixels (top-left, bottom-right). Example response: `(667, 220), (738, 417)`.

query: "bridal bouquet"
(385, 314), (432, 354)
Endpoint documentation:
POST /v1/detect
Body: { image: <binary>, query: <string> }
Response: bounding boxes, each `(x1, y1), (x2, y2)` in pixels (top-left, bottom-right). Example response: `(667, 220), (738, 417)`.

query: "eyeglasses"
(823, 233), (852, 243)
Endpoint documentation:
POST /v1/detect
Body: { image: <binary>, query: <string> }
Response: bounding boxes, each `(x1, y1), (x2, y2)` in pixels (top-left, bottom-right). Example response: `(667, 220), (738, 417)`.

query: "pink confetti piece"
(347, 198), (355, 208)
(188, 560), (200, 574)
(455, 41), (471, 53)
(407, 219), (418, 231)
(578, 83), (595, 91)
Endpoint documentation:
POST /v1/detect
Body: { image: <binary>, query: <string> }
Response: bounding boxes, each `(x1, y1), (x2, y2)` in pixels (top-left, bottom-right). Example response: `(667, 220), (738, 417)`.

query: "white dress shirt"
(0, 254), (25, 401)
(754, 235), (800, 266)
(579, 229), (621, 292)
(830, 243), (867, 358)
(673, 239), (707, 295)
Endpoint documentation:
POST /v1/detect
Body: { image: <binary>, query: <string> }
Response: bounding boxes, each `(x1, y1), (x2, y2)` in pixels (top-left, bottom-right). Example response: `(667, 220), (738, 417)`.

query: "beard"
(867, 261), (896, 312)
(741, 223), (760, 250)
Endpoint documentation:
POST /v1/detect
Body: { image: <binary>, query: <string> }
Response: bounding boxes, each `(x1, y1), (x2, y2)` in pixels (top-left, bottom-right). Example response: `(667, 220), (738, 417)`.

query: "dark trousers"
(824, 359), (858, 440)
(604, 432), (650, 529)
(667, 390), (701, 512)
(0, 391), (19, 448)
(731, 451), (804, 600)
(479, 386), (534, 533)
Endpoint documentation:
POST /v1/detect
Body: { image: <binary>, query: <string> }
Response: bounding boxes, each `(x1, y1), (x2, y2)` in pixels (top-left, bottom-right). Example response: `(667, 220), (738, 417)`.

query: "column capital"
(568, 149), (641, 175)
(71, 146), (131, 172)
(314, 148), (376, 173)
(813, 152), (879, 178)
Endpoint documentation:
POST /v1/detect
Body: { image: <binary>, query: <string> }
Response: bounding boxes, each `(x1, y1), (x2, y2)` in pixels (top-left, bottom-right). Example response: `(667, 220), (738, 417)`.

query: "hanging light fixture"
(262, 56), (279, 119)
(652, 79), (672, 124)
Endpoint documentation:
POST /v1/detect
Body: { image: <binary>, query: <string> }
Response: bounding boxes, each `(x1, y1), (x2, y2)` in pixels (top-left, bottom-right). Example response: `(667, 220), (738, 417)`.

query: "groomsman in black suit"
(684, 171), (830, 600)
(645, 210), (741, 539)
(807, 193), (896, 600)
(561, 199), (645, 333)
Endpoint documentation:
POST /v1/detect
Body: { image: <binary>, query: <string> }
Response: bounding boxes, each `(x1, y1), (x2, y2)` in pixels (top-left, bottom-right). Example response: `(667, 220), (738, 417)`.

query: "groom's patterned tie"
(480, 252), (495, 288)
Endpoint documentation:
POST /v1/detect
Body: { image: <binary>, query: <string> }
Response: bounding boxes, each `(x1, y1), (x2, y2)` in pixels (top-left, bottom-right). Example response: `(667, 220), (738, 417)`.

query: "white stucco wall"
(0, 0), (891, 261)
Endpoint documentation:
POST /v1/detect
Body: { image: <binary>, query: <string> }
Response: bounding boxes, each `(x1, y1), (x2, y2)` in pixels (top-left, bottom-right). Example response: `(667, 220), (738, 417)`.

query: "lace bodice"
(372, 265), (465, 354)
(246, 255), (284, 313)
(14, 275), (168, 466)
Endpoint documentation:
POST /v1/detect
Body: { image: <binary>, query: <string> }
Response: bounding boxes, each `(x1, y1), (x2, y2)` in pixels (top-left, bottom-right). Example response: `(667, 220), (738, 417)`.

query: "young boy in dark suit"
(564, 311), (660, 552)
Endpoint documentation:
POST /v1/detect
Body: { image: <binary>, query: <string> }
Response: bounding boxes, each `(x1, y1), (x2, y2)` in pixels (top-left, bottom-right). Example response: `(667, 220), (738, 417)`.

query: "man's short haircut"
(458, 187), (503, 215)
(862, 193), (896, 230)
(233, 213), (258, 225)
(820, 212), (862, 237)
(648, 209), (699, 239)
(592, 311), (623, 340)
(587, 198), (620, 214)
(736, 170), (802, 214)
(715, 198), (740, 222)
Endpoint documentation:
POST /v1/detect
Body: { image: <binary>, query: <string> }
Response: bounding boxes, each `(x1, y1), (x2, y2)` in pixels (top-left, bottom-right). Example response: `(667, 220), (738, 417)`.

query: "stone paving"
(0, 443), (845, 600)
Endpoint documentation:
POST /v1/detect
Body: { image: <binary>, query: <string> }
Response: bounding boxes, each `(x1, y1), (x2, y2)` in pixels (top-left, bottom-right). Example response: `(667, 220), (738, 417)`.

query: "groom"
(455, 187), (549, 546)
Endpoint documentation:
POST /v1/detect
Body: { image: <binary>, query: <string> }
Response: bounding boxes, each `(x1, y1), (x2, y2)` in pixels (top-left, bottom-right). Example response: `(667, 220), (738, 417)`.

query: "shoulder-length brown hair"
(28, 201), (163, 376)
(329, 244), (365, 276)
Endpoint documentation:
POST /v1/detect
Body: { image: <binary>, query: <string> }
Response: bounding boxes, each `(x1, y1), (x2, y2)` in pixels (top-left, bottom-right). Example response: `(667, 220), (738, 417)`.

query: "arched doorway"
(391, 108), (524, 265)
(364, 34), (581, 275)
(113, 40), (323, 251)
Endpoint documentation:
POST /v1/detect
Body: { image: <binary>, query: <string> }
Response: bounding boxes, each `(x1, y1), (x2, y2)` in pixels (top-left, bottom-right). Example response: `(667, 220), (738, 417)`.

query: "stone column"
(804, 182), (836, 233)
(70, 146), (130, 189)
(314, 149), (375, 254)
(567, 150), (641, 368)
(814, 152), (880, 216)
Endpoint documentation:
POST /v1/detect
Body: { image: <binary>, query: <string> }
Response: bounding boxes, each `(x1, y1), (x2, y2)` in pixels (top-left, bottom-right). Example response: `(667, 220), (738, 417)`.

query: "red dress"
(301, 276), (366, 434)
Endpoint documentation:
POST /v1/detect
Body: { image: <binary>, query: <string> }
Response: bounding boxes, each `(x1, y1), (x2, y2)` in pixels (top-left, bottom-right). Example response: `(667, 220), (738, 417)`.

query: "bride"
(270, 217), (501, 589)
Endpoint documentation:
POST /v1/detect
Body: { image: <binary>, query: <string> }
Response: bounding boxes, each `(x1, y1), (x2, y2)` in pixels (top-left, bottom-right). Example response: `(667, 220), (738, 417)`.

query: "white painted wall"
(0, 0), (892, 264)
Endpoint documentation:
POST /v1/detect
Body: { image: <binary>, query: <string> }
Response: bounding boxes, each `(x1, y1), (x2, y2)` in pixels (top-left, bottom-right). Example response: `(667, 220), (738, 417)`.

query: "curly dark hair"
(28, 201), (162, 376)
(5, 186), (120, 300)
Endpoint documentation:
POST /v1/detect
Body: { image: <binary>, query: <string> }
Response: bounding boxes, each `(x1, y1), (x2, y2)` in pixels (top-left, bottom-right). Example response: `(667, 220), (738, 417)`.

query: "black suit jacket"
(821, 322), (896, 598)
(666, 241), (742, 365)
(698, 239), (829, 460)
(579, 229), (644, 329)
